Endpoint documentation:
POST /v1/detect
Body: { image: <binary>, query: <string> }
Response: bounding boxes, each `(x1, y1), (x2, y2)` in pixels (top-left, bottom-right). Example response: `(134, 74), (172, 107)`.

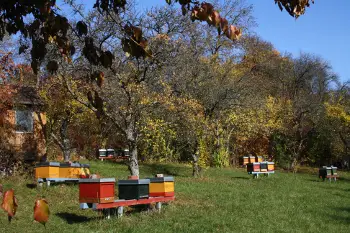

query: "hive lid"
(80, 164), (90, 168)
(118, 179), (150, 185)
(59, 162), (72, 167)
(99, 149), (107, 151)
(267, 162), (275, 164)
(35, 162), (60, 167)
(107, 149), (115, 151)
(70, 163), (81, 167)
(149, 177), (174, 183)
(79, 178), (116, 183)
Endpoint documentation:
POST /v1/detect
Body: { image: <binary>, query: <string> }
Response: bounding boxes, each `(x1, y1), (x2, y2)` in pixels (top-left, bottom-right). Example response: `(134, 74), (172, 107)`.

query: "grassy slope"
(1, 161), (350, 233)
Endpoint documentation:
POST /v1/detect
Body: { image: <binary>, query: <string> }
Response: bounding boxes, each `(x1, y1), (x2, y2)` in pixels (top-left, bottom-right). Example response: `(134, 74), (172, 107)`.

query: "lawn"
(1, 161), (350, 233)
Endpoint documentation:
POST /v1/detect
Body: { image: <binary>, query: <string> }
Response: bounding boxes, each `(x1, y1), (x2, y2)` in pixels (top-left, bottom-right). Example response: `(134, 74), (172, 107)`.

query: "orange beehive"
(256, 156), (263, 162)
(79, 178), (115, 203)
(249, 156), (256, 163)
(243, 157), (249, 165)
(35, 162), (60, 179)
(267, 162), (275, 171)
(149, 177), (174, 197)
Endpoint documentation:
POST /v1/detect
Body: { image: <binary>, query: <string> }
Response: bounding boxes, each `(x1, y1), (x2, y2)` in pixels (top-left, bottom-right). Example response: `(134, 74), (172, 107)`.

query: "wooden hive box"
(256, 156), (263, 163)
(149, 177), (174, 197)
(71, 163), (83, 178)
(267, 162), (275, 171)
(319, 166), (332, 178)
(99, 149), (107, 157)
(249, 156), (256, 163)
(331, 166), (337, 175)
(79, 178), (115, 203)
(243, 156), (249, 165)
(35, 162), (60, 179)
(260, 162), (268, 172)
(118, 179), (150, 200)
(107, 149), (115, 157)
(247, 163), (260, 173)
(59, 163), (81, 178)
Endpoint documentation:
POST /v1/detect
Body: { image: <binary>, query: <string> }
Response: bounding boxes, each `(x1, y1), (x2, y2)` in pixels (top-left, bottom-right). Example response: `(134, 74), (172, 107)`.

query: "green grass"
(1, 161), (350, 233)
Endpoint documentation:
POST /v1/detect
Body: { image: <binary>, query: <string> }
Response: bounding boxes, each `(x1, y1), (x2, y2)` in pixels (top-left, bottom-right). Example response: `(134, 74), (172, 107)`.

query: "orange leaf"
(34, 199), (50, 226)
(1, 189), (18, 222)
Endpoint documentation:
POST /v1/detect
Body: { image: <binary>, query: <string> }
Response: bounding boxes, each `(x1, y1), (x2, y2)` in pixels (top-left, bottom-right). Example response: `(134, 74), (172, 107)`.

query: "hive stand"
(80, 196), (175, 219)
(320, 175), (338, 182)
(249, 171), (275, 179)
(37, 178), (80, 187)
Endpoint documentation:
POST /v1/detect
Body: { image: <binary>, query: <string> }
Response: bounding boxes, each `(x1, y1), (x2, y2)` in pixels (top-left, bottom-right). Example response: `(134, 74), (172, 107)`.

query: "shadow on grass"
(56, 212), (97, 224)
(329, 207), (350, 224)
(232, 176), (249, 180)
(306, 178), (324, 183)
(26, 183), (37, 189)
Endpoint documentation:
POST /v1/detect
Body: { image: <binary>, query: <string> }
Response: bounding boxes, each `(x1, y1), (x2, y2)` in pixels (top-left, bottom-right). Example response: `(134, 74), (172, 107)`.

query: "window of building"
(15, 110), (33, 133)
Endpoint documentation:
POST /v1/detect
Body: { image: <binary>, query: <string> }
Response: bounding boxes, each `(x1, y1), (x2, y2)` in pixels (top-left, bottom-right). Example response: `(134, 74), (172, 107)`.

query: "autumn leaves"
(190, 2), (241, 41)
(275, 0), (315, 18)
(1, 187), (50, 226)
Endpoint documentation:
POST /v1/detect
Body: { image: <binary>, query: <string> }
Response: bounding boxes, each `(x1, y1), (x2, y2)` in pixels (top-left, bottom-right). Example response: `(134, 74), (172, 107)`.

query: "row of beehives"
(35, 162), (90, 179)
(79, 176), (174, 204)
(241, 156), (263, 165)
(319, 166), (337, 177)
(246, 162), (275, 173)
(98, 148), (129, 158)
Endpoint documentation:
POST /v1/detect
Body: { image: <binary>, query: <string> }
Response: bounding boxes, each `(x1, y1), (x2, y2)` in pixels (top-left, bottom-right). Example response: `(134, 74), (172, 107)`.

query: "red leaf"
(1, 189), (18, 222)
(34, 199), (50, 226)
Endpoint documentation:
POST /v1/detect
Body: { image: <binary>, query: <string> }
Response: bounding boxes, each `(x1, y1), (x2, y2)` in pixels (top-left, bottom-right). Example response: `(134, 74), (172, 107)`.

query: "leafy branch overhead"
(275, 0), (314, 18)
(0, 0), (314, 74)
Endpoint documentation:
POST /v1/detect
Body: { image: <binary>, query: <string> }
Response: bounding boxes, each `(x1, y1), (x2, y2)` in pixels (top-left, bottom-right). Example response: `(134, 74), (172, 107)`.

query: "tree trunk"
(63, 145), (71, 162)
(126, 118), (139, 176)
(60, 118), (71, 162)
(192, 153), (200, 177)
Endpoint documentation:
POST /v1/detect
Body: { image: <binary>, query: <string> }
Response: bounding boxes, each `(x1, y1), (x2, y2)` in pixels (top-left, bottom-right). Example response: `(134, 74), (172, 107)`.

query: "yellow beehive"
(267, 162), (275, 171)
(257, 156), (263, 162)
(35, 162), (60, 179)
(243, 157), (249, 165)
(249, 156), (256, 163)
(59, 163), (82, 178)
(149, 177), (174, 197)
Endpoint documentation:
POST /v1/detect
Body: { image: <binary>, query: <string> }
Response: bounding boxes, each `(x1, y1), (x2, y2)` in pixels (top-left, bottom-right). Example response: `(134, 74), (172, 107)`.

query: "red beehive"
(247, 163), (260, 173)
(79, 178), (115, 204)
(253, 163), (260, 172)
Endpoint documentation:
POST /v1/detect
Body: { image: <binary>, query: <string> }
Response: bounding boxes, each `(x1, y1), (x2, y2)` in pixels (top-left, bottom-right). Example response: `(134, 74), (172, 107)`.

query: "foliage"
(33, 199), (50, 226)
(1, 189), (18, 222)
(275, 0), (314, 18)
(140, 118), (177, 162)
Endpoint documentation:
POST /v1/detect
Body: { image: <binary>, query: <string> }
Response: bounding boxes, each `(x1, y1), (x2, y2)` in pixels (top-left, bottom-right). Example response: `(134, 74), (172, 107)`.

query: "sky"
(136, 0), (350, 82)
(59, 0), (350, 82)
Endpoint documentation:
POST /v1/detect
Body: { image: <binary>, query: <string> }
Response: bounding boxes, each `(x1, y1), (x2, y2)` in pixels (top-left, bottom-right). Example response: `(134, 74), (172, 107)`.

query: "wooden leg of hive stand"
(117, 206), (124, 218)
(103, 209), (111, 219)
(156, 202), (162, 212)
